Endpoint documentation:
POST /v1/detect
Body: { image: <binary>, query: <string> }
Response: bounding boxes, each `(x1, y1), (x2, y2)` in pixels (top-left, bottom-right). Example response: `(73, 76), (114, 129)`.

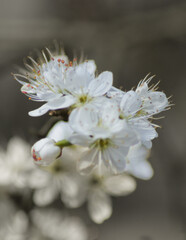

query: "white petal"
(29, 103), (50, 117)
(37, 92), (62, 101)
(77, 148), (99, 175)
(11, 211), (28, 234)
(143, 140), (152, 149)
(129, 119), (158, 142)
(65, 69), (90, 92)
(60, 173), (87, 208)
(81, 60), (97, 75)
(136, 82), (148, 96)
(103, 174), (136, 196)
(69, 107), (98, 134)
(47, 121), (73, 142)
(33, 184), (58, 206)
(120, 90), (142, 117)
(0, 167), (12, 185)
(114, 122), (139, 147)
(47, 95), (76, 109)
(31, 208), (88, 240)
(103, 146), (128, 174)
(126, 143), (154, 180)
(28, 169), (50, 189)
(65, 60), (96, 93)
(88, 188), (112, 224)
(69, 134), (93, 147)
(88, 71), (113, 97)
(130, 160), (154, 180)
(143, 91), (168, 114)
(100, 99), (121, 128)
(107, 86), (125, 102)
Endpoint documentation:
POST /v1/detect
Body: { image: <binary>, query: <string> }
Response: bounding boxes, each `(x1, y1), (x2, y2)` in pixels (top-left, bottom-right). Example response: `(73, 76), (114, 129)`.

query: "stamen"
(32, 149), (42, 161)
(45, 47), (53, 59)
(27, 57), (40, 70)
(42, 50), (48, 63)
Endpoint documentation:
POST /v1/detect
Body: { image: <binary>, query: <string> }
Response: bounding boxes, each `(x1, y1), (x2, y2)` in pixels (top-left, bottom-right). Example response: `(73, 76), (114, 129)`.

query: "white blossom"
(29, 154), (88, 208)
(136, 75), (169, 115)
(69, 100), (138, 174)
(31, 208), (88, 240)
(117, 88), (163, 148)
(14, 50), (113, 117)
(0, 198), (29, 240)
(87, 170), (136, 224)
(0, 137), (34, 189)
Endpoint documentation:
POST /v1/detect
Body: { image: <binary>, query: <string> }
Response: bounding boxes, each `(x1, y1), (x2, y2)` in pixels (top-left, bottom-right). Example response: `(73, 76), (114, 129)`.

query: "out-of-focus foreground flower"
(0, 196), (88, 240)
(0, 137), (34, 190)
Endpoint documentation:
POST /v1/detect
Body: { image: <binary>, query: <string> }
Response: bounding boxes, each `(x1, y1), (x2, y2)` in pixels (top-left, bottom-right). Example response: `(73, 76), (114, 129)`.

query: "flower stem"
(55, 139), (72, 148)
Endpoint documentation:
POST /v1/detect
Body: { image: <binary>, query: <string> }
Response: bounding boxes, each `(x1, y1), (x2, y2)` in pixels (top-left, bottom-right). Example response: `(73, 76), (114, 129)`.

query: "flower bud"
(31, 138), (62, 166)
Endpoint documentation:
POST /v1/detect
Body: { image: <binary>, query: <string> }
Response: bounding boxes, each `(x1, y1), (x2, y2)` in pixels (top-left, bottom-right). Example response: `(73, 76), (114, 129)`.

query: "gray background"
(0, 0), (186, 239)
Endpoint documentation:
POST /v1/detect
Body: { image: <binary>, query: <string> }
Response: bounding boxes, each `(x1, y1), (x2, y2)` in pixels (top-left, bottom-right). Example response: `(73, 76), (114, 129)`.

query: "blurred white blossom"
(87, 170), (136, 224)
(0, 198), (29, 240)
(0, 137), (34, 190)
(29, 153), (88, 208)
(31, 208), (88, 240)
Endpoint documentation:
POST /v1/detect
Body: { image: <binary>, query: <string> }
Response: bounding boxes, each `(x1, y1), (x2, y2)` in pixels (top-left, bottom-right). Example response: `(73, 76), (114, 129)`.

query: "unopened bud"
(31, 138), (62, 166)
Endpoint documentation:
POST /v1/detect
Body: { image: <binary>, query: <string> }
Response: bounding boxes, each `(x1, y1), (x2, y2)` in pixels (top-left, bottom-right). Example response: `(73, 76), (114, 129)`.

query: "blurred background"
(0, 0), (186, 239)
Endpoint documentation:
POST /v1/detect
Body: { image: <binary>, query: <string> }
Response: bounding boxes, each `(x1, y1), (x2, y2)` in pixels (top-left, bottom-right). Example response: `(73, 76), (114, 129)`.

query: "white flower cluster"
(14, 48), (170, 175)
(0, 197), (88, 240)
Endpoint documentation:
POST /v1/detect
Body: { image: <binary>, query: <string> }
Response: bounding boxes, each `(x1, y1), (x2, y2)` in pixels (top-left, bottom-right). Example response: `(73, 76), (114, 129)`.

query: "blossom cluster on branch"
(5, 46), (171, 232)
(14, 47), (170, 176)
